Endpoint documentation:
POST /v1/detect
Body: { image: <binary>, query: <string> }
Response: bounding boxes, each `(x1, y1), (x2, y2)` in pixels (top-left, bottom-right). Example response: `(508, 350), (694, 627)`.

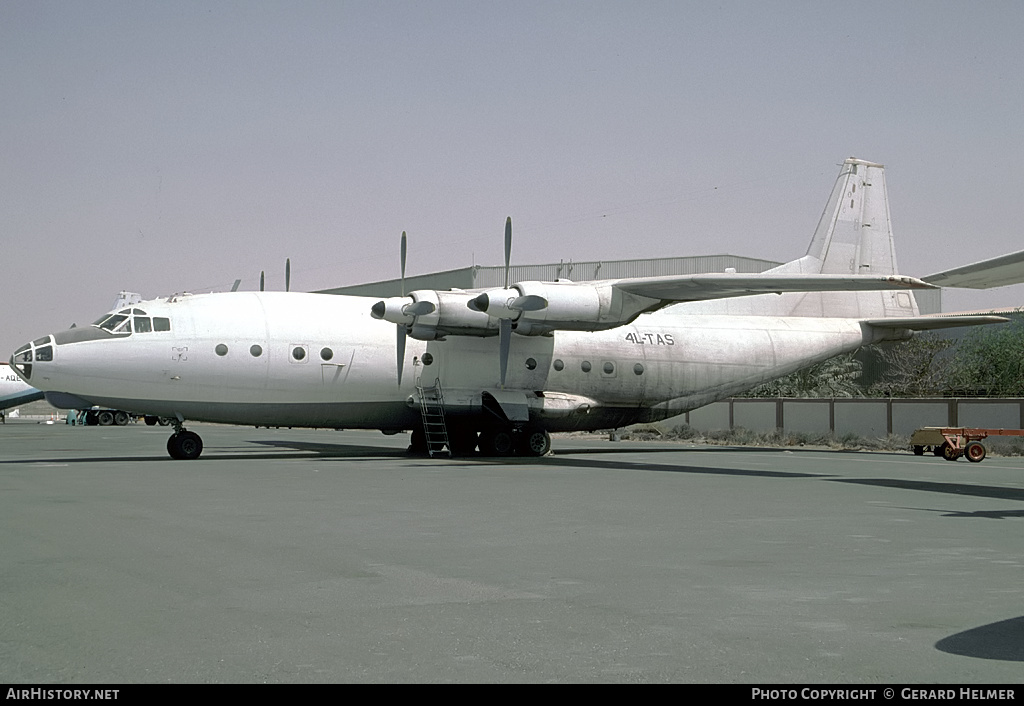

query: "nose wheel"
(167, 429), (203, 460)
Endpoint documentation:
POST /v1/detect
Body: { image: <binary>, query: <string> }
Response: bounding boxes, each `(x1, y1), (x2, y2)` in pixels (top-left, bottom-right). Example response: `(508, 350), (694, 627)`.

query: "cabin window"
(291, 346), (307, 362)
(215, 344), (228, 356)
(320, 347), (334, 361)
(35, 346), (53, 362)
(634, 363), (644, 375)
(134, 317), (153, 333)
(153, 317), (171, 332)
(552, 359), (564, 371)
(250, 345), (263, 357)
(422, 353), (434, 366)
(603, 362), (615, 374)
(581, 361), (592, 373)
(525, 358), (537, 370)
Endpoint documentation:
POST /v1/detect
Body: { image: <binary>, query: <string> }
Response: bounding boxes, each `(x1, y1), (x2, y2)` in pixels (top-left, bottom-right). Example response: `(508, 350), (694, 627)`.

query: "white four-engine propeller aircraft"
(10, 158), (1009, 459)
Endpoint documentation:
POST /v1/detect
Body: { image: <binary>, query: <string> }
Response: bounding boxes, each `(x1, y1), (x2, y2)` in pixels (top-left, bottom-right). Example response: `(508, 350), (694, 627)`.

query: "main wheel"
(479, 427), (515, 456)
(965, 440), (987, 463)
(167, 430), (203, 460)
(516, 426), (551, 457)
(408, 427), (429, 455)
(114, 411), (130, 426)
(97, 410), (114, 426)
(447, 426), (480, 456)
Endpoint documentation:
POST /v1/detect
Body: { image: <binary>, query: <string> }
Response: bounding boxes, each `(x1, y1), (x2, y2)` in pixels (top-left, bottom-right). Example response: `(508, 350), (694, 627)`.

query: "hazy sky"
(3, 1), (1024, 355)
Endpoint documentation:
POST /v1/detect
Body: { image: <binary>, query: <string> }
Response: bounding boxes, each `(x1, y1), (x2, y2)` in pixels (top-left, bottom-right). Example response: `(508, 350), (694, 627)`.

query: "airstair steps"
(416, 378), (451, 458)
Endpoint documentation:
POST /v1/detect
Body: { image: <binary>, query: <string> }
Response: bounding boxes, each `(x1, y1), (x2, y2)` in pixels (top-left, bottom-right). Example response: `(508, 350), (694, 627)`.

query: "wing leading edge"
(612, 273), (934, 304)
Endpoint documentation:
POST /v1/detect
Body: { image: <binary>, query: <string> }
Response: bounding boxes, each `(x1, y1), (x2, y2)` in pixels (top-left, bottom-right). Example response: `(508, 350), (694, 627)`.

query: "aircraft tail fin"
(760, 157), (919, 318)
(676, 158), (920, 318)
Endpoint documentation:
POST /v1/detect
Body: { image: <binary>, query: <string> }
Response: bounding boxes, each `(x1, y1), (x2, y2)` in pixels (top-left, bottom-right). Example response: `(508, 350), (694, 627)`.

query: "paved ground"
(1, 421), (1022, 683)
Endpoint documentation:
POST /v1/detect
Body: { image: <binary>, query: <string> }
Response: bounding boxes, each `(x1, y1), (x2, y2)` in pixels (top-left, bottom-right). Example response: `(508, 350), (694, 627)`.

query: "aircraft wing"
(922, 249), (1024, 289)
(1, 389), (44, 411)
(864, 313), (1009, 331)
(613, 273), (934, 303)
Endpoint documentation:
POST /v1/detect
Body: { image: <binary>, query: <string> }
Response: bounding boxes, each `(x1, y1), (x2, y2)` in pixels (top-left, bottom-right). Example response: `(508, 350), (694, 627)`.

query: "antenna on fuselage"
(285, 258), (291, 292)
(260, 271), (265, 292)
(231, 279), (241, 292)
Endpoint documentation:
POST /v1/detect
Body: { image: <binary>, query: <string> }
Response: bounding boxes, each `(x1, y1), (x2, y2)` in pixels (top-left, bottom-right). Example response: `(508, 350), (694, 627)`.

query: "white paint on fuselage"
(24, 291), (881, 431)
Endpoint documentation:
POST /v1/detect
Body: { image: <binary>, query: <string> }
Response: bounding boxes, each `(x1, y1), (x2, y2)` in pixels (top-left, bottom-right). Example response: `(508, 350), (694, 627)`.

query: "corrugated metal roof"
(318, 254), (782, 297)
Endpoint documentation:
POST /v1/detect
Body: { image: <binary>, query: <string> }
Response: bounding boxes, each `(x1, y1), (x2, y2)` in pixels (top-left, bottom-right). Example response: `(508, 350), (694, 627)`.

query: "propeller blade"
(400, 231), (407, 296)
(285, 258), (291, 292)
(396, 326), (407, 386)
(503, 217), (512, 289)
(396, 232), (410, 385)
(499, 318), (511, 388)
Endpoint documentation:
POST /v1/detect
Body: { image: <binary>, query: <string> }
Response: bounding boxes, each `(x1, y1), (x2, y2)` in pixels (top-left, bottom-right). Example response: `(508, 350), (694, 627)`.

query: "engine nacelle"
(370, 296), (420, 325)
(405, 290), (498, 340)
(470, 288), (549, 320)
(511, 280), (660, 335)
(372, 280), (661, 339)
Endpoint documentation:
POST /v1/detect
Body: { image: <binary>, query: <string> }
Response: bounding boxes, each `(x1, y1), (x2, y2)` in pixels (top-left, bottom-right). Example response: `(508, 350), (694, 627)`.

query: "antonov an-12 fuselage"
(10, 159), (1007, 459)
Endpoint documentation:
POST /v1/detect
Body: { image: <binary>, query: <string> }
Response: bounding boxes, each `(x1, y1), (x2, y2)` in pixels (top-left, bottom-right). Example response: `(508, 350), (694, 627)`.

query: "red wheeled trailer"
(910, 427), (1024, 463)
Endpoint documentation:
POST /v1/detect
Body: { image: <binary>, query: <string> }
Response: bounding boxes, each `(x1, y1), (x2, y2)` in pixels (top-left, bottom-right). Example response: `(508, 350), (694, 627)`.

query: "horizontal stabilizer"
(864, 314), (1008, 331)
(615, 273), (934, 304)
(922, 249), (1024, 289)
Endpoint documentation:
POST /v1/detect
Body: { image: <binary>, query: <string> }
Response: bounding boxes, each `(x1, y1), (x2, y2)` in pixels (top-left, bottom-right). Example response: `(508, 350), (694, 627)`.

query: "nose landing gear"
(166, 419), (203, 460)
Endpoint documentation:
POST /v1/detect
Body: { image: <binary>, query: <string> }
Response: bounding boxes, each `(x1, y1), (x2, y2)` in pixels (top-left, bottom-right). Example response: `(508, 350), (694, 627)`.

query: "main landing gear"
(166, 420), (203, 460)
(410, 423), (551, 458)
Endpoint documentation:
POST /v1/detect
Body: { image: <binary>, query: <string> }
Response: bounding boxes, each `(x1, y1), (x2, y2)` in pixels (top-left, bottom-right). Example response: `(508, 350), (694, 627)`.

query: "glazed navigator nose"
(10, 335), (54, 382)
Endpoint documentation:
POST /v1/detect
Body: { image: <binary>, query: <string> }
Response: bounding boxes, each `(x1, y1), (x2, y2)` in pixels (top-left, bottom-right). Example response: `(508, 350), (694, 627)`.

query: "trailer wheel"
(912, 445), (925, 456)
(942, 442), (961, 462)
(965, 441), (987, 463)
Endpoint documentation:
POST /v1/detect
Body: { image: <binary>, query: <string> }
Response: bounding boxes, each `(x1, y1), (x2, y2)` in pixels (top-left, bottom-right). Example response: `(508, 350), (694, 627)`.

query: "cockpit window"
(89, 309), (170, 335)
(98, 314), (130, 333)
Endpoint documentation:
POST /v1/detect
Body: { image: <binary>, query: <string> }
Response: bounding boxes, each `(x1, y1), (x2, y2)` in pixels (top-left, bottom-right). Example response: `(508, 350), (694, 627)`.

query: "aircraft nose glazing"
(10, 335), (55, 382)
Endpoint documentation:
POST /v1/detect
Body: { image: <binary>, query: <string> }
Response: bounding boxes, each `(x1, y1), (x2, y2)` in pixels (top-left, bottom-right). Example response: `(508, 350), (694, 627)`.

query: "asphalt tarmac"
(1, 421), (1022, 684)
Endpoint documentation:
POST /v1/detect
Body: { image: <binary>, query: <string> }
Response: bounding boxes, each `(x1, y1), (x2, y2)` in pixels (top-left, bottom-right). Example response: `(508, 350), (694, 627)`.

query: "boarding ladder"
(416, 378), (451, 458)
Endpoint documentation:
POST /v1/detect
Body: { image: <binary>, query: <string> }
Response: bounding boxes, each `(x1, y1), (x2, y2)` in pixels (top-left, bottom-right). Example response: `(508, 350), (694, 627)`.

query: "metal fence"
(676, 398), (1024, 437)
